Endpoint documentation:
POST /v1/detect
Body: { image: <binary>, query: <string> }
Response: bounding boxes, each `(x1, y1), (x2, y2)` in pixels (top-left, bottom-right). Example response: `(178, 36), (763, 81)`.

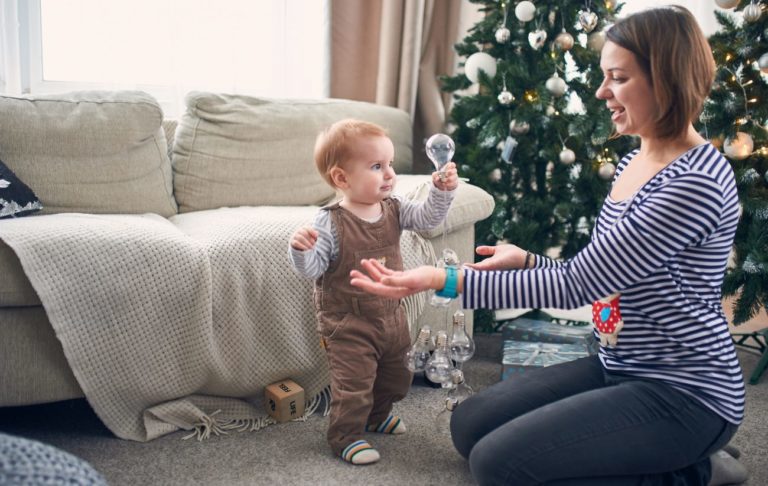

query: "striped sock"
(365, 415), (406, 434)
(341, 440), (380, 465)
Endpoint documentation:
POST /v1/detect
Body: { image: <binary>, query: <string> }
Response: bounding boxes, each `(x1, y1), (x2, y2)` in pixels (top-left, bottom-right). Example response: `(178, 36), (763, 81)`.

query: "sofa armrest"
(395, 174), (495, 239)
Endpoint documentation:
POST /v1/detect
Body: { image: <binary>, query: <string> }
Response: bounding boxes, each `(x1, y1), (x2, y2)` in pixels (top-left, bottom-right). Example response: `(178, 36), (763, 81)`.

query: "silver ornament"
(578, 10), (598, 33)
(489, 168), (503, 182)
(559, 148), (576, 165)
(588, 31), (606, 52)
(528, 29), (547, 50)
(495, 27), (511, 44)
(598, 162), (616, 180)
(514, 1), (536, 22)
(715, 0), (740, 8)
(497, 90), (515, 105)
(545, 73), (567, 97)
(509, 119), (530, 135)
(554, 30), (575, 50)
(759, 52), (768, 73)
(724, 132), (754, 160)
(743, 3), (762, 22)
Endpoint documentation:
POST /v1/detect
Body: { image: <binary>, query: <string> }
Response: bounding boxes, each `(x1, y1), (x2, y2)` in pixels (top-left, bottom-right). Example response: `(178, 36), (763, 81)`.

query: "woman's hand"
(466, 244), (527, 271)
(350, 259), (443, 299)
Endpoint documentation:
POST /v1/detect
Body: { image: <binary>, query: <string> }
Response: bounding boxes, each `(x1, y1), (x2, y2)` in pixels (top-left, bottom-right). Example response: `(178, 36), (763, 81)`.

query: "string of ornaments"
(466, 0), (616, 179)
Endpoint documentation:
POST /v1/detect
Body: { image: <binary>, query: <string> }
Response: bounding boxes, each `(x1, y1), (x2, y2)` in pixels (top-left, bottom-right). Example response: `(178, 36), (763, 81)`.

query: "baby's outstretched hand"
(433, 162), (459, 191)
(290, 227), (319, 251)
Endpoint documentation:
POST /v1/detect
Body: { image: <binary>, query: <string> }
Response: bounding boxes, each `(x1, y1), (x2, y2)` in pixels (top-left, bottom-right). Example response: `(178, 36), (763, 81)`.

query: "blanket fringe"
(181, 386), (332, 441)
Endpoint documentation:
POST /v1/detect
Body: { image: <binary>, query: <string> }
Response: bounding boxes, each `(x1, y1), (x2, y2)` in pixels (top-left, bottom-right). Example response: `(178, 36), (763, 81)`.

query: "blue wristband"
(435, 265), (459, 299)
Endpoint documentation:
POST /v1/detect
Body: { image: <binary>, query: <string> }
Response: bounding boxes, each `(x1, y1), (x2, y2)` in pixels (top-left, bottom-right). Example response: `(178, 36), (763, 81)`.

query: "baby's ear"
(329, 167), (348, 188)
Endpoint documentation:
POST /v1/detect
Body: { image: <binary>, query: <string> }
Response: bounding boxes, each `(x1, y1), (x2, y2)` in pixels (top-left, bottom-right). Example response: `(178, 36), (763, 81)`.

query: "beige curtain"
(330, 0), (466, 173)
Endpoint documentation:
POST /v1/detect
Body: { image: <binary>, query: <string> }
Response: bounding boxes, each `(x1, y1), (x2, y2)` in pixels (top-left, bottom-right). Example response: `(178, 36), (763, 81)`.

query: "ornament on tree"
(714, 0), (740, 8)
(498, 90), (515, 105)
(559, 147), (576, 165)
(759, 52), (768, 73)
(509, 119), (530, 135)
(464, 52), (497, 83)
(514, 1), (536, 22)
(554, 30), (575, 51)
(528, 29), (547, 50)
(598, 162), (616, 180)
(545, 72), (567, 97)
(743, 2), (762, 23)
(724, 132), (754, 160)
(489, 168), (503, 182)
(588, 31), (606, 51)
(501, 136), (519, 164)
(578, 10), (598, 33)
(495, 27), (512, 43)
(545, 104), (556, 116)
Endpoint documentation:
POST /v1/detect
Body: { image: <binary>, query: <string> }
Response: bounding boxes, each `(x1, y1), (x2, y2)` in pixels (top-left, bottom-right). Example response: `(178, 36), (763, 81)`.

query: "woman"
(350, 6), (749, 485)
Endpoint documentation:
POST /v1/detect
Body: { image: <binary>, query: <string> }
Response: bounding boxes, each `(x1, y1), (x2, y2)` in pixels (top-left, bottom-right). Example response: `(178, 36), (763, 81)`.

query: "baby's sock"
(708, 449), (749, 486)
(341, 440), (380, 465)
(365, 415), (406, 435)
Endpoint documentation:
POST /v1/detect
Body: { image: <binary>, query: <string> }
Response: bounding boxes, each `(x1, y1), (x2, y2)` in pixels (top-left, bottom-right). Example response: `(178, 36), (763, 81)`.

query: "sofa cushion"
(0, 91), (177, 217)
(395, 175), (495, 239)
(0, 158), (42, 219)
(0, 239), (40, 307)
(172, 92), (414, 213)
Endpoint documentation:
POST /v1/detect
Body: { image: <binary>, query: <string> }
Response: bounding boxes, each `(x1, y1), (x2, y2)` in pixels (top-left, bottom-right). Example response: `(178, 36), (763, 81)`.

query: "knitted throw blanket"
(0, 207), (432, 442)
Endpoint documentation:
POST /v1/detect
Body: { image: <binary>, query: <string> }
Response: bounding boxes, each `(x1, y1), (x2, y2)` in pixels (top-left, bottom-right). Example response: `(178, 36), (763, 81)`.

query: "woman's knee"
(449, 397), (480, 458)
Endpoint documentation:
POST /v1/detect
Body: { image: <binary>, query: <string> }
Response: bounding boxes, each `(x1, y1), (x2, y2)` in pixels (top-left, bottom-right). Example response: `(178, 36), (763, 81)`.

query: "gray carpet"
(1, 335), (765, 485)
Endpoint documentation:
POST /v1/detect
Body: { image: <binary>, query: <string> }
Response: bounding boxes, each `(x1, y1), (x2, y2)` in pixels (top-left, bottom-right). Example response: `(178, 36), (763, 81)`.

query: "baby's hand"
(433, 162), (459, 191)
(290, 227), (319, 251)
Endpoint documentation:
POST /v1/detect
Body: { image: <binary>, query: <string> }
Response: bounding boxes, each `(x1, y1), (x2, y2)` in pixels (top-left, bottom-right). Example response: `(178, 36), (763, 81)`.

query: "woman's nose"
(595, 81), (611, 100)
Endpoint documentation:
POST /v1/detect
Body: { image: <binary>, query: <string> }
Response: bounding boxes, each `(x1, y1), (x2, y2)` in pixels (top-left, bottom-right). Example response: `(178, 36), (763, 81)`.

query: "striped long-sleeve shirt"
(290, 184), (455, 280)
(462, 143), (745, 424)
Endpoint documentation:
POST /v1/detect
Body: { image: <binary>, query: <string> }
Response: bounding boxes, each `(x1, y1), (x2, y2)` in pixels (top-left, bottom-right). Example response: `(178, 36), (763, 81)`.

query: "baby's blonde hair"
(314, 119), (388, 188)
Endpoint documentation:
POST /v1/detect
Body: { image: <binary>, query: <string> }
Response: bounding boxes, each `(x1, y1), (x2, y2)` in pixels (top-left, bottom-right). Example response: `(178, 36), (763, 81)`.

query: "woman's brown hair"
(605, 5), (715, 139)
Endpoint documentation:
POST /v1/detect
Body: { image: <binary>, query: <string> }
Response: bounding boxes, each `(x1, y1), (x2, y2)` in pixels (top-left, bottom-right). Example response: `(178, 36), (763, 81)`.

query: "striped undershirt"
(290, 185), (455, 280)
(462, 143), (745, 424)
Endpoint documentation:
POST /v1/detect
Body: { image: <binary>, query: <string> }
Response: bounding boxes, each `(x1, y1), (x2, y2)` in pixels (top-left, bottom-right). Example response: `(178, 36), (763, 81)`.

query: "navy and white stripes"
(462, 143), (745, 424)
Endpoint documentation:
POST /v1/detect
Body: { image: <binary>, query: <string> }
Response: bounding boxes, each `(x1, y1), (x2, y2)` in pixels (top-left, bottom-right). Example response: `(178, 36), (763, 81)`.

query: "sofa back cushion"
(172, 92), (413, 213)
(0, 91), (177, 216)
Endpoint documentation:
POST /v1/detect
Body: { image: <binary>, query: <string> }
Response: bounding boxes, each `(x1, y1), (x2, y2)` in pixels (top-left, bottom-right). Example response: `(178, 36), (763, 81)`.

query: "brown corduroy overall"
(314, 198), (413, 455)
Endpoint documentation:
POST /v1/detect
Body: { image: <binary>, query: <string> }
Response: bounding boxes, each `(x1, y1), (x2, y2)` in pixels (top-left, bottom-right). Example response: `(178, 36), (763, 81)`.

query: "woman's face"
(595, 41), (657, 139)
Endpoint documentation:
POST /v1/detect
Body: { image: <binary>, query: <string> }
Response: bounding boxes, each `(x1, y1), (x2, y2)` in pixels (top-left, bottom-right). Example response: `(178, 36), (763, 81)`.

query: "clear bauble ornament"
(447, 369), (474, 404)
(425, 331), (454, 386)
(598, 162), (616, 180)
(449, 310), (475, 366)
(545, 73), (567, 97)
(554, 30), (574, 50)
(514, 1), (536, 22)
(528, 29), (547, 50)
(404, 326), (432, 372)
(425, 133), (455, 174)
(723, 132), (754, 160)
(495, 27), (511, 43)
(497, 90), (515, 105)
(578, 10), (598, 32)
(559, 148), (576, 165)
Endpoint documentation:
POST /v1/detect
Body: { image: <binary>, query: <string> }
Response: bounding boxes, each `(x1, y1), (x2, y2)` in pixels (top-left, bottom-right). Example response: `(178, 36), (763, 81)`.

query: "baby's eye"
(372, 163), (382, 170)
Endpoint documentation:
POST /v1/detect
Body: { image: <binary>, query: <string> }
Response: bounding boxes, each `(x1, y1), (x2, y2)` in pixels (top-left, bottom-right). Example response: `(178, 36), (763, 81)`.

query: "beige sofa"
(0, 91), (494, 410)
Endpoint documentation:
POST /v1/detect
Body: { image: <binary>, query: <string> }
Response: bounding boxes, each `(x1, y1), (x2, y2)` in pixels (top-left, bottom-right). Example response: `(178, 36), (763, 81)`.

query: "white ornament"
(545, 73), (567, 97)
(528, 29), (547, 50)
(759, 52), (768, 73)
(588, 31), (606, 52)
(715, 0), (740, 8)
(545, 104), (556, 116)
(578, 10), (598, 33)
(724, 132), (754, 160)
(498, 90), (515, 105)
(598, 162), (616, 180)
(559, 148), (576, 165)
(464, 52), (497, 83)
(509, 119), (530, 135)
(554, 30), (574, 50)
(743, 3), (762, 23)
(515, 1), (536, 22)
(495, 27), (511, 43)
(489, 168), (503, 182)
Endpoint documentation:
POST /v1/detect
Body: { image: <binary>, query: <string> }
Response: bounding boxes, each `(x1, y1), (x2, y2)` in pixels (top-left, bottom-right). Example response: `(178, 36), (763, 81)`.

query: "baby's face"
(340, 135), (396, 205)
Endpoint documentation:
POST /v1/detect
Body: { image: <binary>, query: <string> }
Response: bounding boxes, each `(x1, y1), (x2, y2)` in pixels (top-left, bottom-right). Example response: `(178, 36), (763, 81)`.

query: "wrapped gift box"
(501, 340), (591, 380)
(501, 317), (594, 345)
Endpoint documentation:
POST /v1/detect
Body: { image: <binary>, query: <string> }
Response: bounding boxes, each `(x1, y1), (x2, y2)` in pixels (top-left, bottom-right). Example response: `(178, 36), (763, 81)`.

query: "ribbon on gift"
(521, 343), (588, 367)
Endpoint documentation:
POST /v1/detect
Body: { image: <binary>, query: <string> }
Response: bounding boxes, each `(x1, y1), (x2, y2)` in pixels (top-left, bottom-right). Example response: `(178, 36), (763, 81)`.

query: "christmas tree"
(442, 0), (637, 264)
(703, 1), (768, 325)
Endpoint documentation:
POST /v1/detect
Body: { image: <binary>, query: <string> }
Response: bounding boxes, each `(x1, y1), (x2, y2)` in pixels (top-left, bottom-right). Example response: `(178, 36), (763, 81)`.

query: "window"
(2, 0), (329, 117)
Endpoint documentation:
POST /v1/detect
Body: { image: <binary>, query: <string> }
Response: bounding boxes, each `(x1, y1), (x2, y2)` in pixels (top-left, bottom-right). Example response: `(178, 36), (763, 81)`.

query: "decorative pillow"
(0, 158), (42, 219)
(172, 92), (414, 213)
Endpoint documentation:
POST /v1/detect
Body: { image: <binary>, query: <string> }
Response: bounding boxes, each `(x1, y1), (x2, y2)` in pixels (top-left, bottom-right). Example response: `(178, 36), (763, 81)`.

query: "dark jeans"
(450, 355), (738, 485)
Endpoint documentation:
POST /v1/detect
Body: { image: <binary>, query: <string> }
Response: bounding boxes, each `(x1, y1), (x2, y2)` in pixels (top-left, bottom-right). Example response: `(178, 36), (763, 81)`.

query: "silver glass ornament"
(559, 148), (576, 165)
(509, 119), (530, 135)
(578, 10), (598, 33)
(554, 30), (574, 50)
(495, 27), (511, 43)
(743, 3), (762, 22)
(497, 90), (515, 105)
